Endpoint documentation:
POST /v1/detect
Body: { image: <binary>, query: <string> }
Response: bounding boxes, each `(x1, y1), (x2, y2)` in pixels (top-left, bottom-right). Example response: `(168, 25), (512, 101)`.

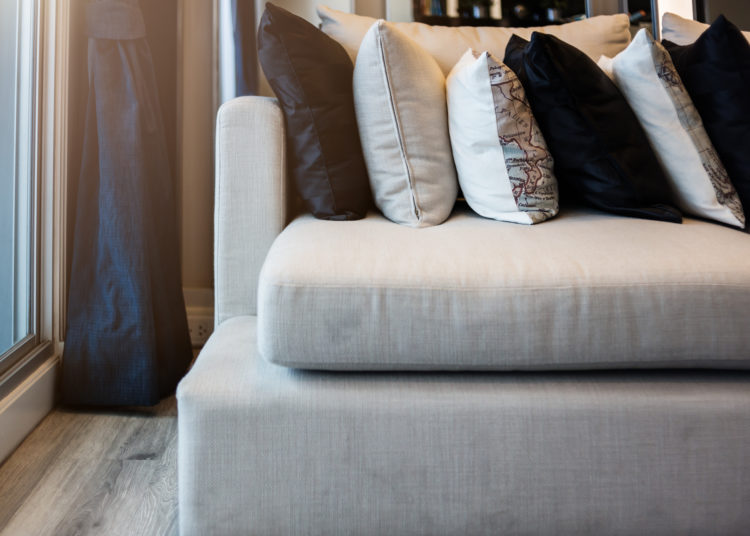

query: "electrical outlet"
(184, 288), (215, 348)
(188, 314), (213, 347)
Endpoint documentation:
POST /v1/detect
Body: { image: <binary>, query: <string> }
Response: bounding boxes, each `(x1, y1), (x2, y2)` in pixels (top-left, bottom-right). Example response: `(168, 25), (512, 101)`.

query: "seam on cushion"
(263, 281), (750, 291)
(378, 26), (421, 223)
(269, 359), (750, 370)
(276, 103), (287, 228)
(278, 27), (340, 215)
(215, 115), (224, 319)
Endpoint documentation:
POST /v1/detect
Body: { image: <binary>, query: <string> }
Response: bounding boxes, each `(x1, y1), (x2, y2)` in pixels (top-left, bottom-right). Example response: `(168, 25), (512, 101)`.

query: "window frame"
(0, 0), (68, 400)
(0, 0), (43, 380)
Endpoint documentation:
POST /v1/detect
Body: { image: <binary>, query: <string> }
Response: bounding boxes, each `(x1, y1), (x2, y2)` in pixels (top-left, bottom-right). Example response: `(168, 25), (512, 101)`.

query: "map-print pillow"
(664, 15), (750, 226)
(447, 49), (558, 224)
(504, 33), (681, 223)
(610, 29), (745, 228)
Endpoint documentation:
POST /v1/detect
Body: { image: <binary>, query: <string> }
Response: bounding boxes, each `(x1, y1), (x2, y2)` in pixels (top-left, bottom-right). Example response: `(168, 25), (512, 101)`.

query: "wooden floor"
(0, 397), (178, 536)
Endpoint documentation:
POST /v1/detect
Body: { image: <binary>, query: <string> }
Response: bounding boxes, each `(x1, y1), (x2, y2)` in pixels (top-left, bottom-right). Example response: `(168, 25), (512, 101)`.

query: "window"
(0, 0), (39, 375)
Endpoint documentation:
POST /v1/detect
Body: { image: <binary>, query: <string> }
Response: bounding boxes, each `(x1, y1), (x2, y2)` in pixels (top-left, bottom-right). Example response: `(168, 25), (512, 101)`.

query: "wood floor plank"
(1, 454), (122, 535)
(0, 412), (95, 528)
(0, 397), (178, 536)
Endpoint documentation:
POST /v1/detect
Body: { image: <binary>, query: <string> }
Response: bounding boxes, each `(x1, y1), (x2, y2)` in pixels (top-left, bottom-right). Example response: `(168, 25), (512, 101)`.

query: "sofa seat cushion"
(257, 207), (750, 370)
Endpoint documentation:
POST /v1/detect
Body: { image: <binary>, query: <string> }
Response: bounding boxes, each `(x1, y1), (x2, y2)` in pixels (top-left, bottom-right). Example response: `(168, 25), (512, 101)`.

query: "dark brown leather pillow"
(257, 3), (371, 220)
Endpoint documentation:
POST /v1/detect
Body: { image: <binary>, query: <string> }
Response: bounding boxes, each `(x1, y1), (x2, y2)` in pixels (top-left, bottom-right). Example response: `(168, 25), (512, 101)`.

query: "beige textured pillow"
(662, 12), (750, 45)
(353, 21), (457, 227)
(318, 5), (631, 75)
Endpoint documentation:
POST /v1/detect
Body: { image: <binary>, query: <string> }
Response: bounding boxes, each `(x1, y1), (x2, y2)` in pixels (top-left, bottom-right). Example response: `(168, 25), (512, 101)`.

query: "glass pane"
(0, 0), (35, 362)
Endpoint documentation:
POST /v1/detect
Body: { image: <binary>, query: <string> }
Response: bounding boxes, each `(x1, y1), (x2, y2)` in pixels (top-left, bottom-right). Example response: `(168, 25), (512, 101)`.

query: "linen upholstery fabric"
(317, 5), (631, 73)
(353, 21), (457, 227)
(662, 11), (750, 45)
(504, 34), (681, 223)
(446, 49), (558, 224)
(258, 208), (750, 370)
(664, 16), (750, 218)
(214, 97), (287, 322)
(611, 29), (744, 228)
(257, 3), (371, 220)
(178, 316), (750, 535)
(182, 94), (750, 535)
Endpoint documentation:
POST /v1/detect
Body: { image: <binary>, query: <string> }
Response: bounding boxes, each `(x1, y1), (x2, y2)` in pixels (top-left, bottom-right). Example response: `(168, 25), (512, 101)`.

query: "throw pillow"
(664, 15), (750, 224)
(446, 49), (558, 224)
(257, 3), (371, 220)
(596, 54), (615, 80)
(504, 33), (681, 223)
(610, 29), (744, 228)
(318, 5), (631, 74)
(353, 20), (457, 227)
(662, 11), (750, 46)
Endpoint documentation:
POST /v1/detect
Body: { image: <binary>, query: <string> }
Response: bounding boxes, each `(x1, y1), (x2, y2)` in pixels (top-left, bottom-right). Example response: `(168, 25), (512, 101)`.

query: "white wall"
(181, 0), (215, 290)
(655, 0), (694, 20)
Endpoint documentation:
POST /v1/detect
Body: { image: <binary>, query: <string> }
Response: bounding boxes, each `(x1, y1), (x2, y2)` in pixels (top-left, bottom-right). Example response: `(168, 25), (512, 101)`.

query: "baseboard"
(0, 355), (59, 464)
(184, 287), (214, 348)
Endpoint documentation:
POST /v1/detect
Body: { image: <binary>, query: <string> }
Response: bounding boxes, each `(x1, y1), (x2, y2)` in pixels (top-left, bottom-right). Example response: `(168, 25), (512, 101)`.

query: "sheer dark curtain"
(62, 0), (192, 406)
(232, 0), (258, 95)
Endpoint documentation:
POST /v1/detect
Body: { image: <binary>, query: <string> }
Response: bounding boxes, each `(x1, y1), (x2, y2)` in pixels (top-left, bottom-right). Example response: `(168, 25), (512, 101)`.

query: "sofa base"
(178, 316), (750, 535)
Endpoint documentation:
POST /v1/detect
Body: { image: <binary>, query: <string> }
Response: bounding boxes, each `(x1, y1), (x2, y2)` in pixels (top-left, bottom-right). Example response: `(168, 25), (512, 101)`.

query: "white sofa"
(177, 95), (750, 535)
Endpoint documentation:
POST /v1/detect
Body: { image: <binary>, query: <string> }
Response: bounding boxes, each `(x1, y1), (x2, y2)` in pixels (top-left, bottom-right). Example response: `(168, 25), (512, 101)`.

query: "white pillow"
(447, 49), (558, 224)
(318, 5), (631, 74)
(353, 20), (457, 227)
(662, 12), (750, 45)
(609, 29), (745, 228)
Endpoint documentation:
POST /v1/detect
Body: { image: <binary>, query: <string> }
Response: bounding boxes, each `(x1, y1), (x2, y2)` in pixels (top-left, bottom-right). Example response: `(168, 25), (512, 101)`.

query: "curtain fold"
(62, 0), (192, 406)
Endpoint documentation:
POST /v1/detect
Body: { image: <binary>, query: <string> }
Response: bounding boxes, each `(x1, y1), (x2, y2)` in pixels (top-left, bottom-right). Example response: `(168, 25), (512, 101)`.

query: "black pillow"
(664, 16), (750, 219)
(257, 3), (371, 220)
(504, 33), (681, 223)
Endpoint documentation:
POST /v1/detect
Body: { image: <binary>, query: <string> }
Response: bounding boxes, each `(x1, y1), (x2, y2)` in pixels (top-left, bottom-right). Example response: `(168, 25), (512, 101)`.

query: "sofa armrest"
(214, 96), (287, 324)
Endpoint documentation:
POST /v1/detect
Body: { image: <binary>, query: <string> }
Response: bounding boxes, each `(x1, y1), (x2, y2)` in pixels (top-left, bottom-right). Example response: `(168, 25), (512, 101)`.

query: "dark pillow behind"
(504, 33), (681, 223)
(664, 15), (750, 218)
(257, 3), (371, 220)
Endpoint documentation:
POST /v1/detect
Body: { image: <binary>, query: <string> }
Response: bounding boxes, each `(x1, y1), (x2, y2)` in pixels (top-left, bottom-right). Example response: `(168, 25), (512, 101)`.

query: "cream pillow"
(318, 5), (631, 75)
(610, 29), (745, 228)
(447, 49), (558, 224)
(662, 12), (750, 45)
(353, 20), (457, 227)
